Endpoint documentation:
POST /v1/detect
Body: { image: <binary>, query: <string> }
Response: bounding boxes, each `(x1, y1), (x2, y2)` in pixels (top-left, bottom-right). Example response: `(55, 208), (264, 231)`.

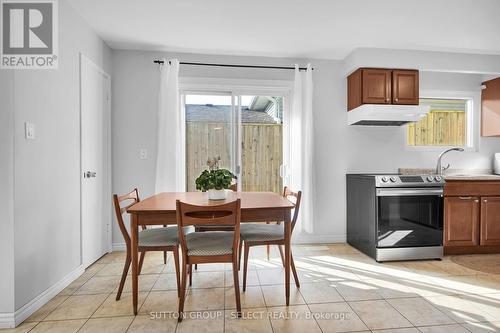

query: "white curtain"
(155, 59), (183, 193)
(290, 64), (315, 233)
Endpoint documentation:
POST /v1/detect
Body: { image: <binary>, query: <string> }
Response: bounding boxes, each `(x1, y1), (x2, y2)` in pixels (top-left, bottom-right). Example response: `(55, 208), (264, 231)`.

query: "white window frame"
(179, 77), (293, 190)
(404, 89), (480, 152)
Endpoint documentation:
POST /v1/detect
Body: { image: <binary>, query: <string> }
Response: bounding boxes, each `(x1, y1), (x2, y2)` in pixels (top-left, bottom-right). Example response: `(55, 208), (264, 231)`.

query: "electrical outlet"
(25, 122), (35, 139)
(140, 149), (148, 160)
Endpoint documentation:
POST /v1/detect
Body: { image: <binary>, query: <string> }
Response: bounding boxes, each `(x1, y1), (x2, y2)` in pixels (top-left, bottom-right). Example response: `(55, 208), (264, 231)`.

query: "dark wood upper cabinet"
(347, 69), (363, 111)
(362, 69), (392, 105)
(480, 197), (500, 246)
(347, 68), (419, 111)
(392, 70), (419, 105)
(481, 77), (500, 137)
(444, 196), (480, 247)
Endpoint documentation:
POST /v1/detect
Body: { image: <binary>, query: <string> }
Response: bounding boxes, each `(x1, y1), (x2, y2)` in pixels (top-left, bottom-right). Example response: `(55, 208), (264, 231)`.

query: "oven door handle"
(376, 188), (444, 197)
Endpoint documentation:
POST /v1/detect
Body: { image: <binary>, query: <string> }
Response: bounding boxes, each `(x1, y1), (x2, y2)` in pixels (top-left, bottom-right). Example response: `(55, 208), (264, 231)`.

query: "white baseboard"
(292, 233), (346, 244)
(6, 265), (85, 328)
(0, 312), (15, 329)
(112, 242), (126, 252)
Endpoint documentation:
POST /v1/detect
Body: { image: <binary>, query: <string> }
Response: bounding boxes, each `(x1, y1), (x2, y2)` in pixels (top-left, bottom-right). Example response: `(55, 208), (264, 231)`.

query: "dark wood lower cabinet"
(444, 196), (480, 247)
(480, 197), (500, 246)
(444, 180), (500, 254)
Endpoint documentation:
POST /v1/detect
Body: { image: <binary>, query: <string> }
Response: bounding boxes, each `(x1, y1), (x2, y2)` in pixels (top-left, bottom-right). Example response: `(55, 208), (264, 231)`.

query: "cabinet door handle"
(459, 196), (472, 200)
(483, 199), (488, 203)
(385, 98), (390, 102)
(475, 200), (479, 203)
(394, 98), (399, 102)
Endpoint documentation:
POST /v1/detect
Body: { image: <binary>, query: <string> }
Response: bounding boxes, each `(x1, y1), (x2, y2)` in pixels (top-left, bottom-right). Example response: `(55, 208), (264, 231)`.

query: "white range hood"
(347, 104), (431, 126)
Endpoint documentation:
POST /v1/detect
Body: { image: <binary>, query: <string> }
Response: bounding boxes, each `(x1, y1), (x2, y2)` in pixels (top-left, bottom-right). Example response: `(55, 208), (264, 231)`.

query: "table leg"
(284, 211), (291, 306)
(131, 213), (138, 315)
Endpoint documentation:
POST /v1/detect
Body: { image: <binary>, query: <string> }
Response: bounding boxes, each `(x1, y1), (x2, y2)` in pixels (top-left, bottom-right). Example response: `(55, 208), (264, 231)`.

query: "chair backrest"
(176, 199), (241, 256)
(113, 188), (140, 247)
(283, 187), (302, 232)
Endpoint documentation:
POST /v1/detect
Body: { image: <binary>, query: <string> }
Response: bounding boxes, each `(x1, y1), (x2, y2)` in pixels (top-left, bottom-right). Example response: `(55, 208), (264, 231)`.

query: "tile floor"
(3, 244), (500, 333)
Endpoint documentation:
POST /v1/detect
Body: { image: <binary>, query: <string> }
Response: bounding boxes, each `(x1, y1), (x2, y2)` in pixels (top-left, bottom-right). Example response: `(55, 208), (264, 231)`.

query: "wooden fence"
(186, 122), (283, 193)
(407, 110), (466, 146)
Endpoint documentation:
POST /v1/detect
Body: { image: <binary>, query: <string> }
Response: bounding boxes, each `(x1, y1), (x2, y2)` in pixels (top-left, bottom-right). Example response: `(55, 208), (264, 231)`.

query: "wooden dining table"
(127, 191), (295, 315)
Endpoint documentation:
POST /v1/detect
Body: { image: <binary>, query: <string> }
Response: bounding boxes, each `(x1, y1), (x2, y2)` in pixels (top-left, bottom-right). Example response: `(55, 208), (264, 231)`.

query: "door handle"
(84, 171), (97, 178)
(458, 196), (472, 200)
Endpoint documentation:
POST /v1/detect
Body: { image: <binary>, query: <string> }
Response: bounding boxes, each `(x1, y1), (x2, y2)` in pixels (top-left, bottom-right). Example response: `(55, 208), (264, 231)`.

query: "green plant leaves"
(195, 168), (236, 192)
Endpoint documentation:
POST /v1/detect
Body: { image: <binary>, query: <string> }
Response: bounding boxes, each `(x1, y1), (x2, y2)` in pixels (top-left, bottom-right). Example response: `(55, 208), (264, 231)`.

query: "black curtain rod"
(153, 60), (312, 71)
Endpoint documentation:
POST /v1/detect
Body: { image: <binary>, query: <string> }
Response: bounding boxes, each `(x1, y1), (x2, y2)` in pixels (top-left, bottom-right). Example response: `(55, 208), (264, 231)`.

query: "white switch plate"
(140, 149), (148, 160)
(25, 122), (35, 139)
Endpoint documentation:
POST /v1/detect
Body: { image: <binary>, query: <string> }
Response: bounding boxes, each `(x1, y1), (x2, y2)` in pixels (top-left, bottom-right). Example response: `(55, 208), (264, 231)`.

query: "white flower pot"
(208, 189), (227, 200)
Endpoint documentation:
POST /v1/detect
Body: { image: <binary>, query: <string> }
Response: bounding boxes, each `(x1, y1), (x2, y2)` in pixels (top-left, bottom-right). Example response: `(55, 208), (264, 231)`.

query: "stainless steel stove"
(347, 174), (444, 262)
(374, 174), (445, 187)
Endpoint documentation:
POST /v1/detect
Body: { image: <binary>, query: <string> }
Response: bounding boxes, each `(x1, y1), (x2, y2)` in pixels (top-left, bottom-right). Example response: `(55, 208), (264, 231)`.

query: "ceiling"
(67, 0), (500, 60)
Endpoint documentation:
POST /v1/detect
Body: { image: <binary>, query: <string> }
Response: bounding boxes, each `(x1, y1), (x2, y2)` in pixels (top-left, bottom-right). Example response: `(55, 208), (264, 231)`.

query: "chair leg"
(178, 261), (188, 322)
(232, 257), (242, 317)
(238, 239), (243, 270)
(265, 221), (270, 260)
(242, 243), (250, 292)
(291, 254), (300, 288)
(173, 247), (181, 298)
(189, 264), (193, 287)
(116, 252), (131, 301)
(138, 251), (146, 275)
(162, 225), (168, 265)
(278, 245), (285, 268)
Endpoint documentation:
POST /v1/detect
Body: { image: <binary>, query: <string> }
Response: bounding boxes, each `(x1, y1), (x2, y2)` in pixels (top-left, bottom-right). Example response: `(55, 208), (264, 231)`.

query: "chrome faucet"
(435, 147), (465, 175)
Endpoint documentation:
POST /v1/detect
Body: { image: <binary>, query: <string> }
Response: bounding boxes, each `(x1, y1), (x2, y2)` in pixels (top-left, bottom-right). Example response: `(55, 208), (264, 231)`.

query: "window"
(407, 98), (472, 147)
(183, 93), (285, 193)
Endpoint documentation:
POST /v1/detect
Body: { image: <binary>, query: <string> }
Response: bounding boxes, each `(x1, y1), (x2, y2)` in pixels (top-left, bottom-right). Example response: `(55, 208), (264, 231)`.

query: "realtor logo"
(1, 0), (58, 69)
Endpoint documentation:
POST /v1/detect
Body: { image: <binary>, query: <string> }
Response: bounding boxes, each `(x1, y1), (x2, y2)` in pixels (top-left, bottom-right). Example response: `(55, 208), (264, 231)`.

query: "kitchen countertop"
(398, 168), (500, 181)
(444, 174), (500, 181)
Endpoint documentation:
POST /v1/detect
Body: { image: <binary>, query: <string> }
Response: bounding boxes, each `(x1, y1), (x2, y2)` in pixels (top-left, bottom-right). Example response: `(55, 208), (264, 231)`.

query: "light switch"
(25, 122), (35, 139)
(140, 149), (148, 160)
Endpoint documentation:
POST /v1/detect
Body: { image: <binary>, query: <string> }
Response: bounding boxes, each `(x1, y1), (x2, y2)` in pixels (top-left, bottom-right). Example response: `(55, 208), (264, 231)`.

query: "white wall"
(111, 50), (299, 245)
(0, 0), (112, 317)
(112, 49), (500, 245)
(0, 71), (15, 314)
(315, 66), (500, 242)
(342, 48), (500, 76)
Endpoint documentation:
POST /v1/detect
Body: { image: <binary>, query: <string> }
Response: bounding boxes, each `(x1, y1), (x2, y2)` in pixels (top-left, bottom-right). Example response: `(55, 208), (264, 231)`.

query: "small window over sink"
(407, 98), (473, 148)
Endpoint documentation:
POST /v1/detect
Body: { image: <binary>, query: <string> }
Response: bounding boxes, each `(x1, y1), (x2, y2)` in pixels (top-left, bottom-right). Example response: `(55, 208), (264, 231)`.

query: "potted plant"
(195, 156), (236, 200)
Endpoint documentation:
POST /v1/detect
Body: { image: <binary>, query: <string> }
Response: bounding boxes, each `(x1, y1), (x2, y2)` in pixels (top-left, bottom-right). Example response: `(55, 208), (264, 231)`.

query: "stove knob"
(390, 176), (397, 182)
(435, 176), (442, 182)
(427, 176), (434, 182)
(381, 177), (389, 183)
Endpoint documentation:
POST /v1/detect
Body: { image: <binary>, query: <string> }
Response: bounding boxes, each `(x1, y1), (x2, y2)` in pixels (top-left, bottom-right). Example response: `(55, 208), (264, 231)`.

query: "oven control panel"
(375, 175), (445, 187)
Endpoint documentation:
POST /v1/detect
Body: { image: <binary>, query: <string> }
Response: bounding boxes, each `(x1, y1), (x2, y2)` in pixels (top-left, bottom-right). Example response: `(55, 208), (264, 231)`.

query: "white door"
(81, 54), (111, 268)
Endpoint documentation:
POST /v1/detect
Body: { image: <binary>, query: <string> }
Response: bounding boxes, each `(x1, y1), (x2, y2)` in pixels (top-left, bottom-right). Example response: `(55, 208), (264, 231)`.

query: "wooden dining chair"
(176, 199), (242, 321)
(193, 182), (238, 271)
(113, 188), (181, 300)
(238, 187), (302, 291)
